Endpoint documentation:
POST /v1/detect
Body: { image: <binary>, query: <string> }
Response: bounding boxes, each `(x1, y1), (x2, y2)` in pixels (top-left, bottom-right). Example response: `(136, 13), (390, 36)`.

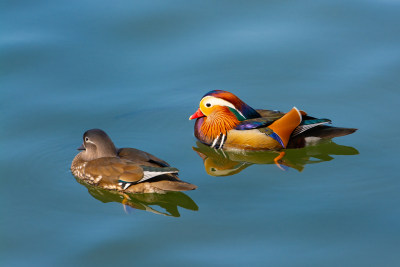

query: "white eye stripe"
(202, 96), (245, 118)
(85, 139), (95, 145)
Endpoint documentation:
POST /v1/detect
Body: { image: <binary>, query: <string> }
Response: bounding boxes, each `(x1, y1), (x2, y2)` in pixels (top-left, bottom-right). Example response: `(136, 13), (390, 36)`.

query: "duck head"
(189, 90), (260, 121)
(189, 90), (261, 142)
(78, 129), (118, 161)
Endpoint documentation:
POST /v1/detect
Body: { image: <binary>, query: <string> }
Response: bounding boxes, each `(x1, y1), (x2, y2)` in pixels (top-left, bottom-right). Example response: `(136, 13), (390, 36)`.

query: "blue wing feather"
(235, 117), (276, 130)
(235, 121), (265, 130)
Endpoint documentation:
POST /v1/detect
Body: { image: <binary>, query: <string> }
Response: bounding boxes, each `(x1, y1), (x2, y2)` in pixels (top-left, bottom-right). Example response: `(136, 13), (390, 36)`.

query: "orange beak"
(189, 108), (205, 120)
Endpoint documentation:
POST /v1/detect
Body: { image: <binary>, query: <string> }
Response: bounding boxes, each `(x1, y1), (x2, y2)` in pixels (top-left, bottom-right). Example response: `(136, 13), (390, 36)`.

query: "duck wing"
(251, 109), (333, 136)
(235, 109), (286, 130)
(235, 117), (276, 130)
(84, 157), (179, 190)
(118, 147), (170, 167)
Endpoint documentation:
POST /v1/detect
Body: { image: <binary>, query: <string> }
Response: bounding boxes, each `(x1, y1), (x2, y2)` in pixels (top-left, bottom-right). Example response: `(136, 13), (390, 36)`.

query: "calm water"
(2, 1), (400, 266)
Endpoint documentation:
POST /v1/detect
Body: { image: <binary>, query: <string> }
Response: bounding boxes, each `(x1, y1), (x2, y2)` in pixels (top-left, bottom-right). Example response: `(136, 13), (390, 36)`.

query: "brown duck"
(71, 129), (197, 194)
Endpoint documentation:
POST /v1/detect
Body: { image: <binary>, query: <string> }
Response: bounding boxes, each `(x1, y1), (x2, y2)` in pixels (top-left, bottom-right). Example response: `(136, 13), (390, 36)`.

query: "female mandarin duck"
(71, 129), (197, 194)
(189, 90), (357, 151)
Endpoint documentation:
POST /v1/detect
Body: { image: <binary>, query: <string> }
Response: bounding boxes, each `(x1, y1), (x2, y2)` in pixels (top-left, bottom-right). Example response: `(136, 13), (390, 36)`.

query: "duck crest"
(199, 106), (240, 142)
(205, 90), (261, 119)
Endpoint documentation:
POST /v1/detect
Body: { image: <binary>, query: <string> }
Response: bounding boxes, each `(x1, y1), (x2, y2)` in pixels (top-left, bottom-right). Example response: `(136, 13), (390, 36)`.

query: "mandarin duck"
(189, 90), (357, 151)
(71, 129), (197, 194)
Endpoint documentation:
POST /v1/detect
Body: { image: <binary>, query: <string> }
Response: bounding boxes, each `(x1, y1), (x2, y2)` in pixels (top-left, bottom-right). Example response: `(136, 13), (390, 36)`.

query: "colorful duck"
(71, 129), (197, 194)
(189, 90), (357, 151)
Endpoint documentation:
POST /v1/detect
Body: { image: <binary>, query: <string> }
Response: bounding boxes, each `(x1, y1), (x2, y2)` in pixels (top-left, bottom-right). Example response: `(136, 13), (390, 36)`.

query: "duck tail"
(300, 126), (358, 139)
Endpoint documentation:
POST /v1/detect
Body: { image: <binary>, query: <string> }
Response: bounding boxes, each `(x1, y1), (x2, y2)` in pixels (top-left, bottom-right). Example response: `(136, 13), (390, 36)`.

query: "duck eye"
(85, 137), (89, 142)
(205, 103), (211, 107)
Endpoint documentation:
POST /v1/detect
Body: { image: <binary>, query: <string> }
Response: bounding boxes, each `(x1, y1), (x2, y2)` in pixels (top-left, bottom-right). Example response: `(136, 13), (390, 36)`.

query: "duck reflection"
(76, 179), (198, 217)
(193, 140), (359, 176)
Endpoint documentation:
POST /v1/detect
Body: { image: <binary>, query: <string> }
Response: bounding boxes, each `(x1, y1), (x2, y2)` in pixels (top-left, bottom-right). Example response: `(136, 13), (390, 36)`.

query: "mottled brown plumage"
(71, 129), (197, 193)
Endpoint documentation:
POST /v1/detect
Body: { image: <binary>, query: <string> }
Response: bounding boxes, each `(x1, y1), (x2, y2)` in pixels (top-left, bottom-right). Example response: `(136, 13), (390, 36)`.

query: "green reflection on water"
(76, 178), (198, 217)
(193, 140), (359, 176)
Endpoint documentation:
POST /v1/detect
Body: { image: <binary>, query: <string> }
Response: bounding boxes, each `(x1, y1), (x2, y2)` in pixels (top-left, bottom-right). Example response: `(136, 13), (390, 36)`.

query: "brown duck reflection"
(193, 140), (359, 176)
(76, 179), (198, 217)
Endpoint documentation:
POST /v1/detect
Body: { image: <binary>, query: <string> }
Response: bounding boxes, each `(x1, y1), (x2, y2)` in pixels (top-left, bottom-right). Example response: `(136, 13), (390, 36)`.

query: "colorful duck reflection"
(76, 178), (198, 217)
(193, 140), (359, 176)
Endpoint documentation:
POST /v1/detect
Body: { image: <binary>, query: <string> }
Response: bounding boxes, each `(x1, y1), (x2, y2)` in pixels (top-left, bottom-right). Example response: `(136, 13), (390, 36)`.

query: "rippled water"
(2, 1), (400, 266)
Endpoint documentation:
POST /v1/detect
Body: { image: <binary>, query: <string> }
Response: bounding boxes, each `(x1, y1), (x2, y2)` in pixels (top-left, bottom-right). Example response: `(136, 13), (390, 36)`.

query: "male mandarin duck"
(71, 129), (197, 194)
(189, 90), (357, 151)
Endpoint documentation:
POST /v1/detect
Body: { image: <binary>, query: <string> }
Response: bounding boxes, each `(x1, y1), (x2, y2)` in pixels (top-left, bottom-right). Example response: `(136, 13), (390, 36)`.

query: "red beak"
(189, 108), (205, 120)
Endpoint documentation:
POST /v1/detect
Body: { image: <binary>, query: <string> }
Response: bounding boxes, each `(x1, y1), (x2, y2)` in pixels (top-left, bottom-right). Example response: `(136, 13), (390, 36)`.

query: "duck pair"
(72, 90), (356, 193)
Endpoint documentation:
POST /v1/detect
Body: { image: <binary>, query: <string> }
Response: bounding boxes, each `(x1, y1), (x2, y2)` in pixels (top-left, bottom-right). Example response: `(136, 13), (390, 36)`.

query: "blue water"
(2, 1), (400, 266)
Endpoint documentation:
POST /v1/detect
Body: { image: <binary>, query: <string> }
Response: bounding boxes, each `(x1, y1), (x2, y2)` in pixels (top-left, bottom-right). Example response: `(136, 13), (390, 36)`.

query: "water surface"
(2, 1), (400, 266)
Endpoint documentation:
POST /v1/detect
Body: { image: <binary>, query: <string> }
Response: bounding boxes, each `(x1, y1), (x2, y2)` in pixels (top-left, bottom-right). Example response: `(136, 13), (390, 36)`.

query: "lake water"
(2, 1), (400, 266)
